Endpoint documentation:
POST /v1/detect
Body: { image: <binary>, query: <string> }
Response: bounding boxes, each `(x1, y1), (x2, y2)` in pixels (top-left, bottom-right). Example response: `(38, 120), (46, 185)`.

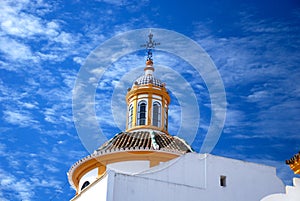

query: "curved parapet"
(261, 178), (300, 201)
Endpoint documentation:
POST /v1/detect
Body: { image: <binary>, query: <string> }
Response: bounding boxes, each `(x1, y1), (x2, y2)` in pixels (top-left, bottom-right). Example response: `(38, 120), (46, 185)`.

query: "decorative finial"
(141, 31), (160, 62)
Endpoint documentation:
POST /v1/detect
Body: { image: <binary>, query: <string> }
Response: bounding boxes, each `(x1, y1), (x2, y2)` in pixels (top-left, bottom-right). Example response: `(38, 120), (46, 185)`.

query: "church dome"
(132, 58), (164, 88)
(67, 33), (191, 194)
(134, 74), (164, 87)
(97, 131), (192, 154)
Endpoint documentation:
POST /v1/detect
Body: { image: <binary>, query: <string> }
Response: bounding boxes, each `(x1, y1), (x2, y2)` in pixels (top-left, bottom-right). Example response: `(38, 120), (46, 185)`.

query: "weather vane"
(141, 31), (160, 61)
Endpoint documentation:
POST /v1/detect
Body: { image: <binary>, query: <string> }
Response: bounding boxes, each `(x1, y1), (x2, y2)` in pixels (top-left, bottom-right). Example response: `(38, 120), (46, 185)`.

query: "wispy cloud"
(193, 10), (300, 184)
(0, 36), (37, 62)
(0, 1), (299, 200)
(3, 110), (38, 128)
(0, 130), (87, 200)
(0, 0), (83, 68)
(194, 11), (300, 138)
(95, 0), (149, 11)
(0, 166), (64, 201)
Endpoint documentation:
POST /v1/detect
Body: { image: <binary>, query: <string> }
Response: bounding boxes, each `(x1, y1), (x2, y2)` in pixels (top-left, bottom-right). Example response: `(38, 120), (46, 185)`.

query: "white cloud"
(0, 0), (84, 66)
(247, 90), (270, 102)
(0, 37), (37, 61)
(1, 12), (45, 37)
(73, 56), (85, 65)
(43, 164), (59, 173)
(53, 31), (75, 45)
(192, 13), (300, 186)
(193, 13), (300, 139)
(96, 0), (126, 6)
(19, 101), (39, 109)
(0, 168), (33, 201)
(0, 166), (64, 200)
(96, 0), (149, 8)
(0, 0), (59, 38)
(3, 110), (38, 127)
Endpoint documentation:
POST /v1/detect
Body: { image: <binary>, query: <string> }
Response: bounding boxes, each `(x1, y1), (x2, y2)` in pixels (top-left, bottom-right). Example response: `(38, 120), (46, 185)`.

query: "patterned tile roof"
(134, 74), (163, 87)
(97, 131), (192, 154)
(67, 131), (192, 189)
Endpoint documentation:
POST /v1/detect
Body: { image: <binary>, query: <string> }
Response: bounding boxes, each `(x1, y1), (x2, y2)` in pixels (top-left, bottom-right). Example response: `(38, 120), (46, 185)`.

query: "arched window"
(152, 102), (161, 127)
(81, 181), (90, 191)
(128, 104), (133, 128)
(137, 101), (147, 125)
(164, 106), (168, 130)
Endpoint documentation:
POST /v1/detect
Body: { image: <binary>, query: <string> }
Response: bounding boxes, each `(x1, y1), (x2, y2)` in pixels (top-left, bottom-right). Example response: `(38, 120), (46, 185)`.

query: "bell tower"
(126, 33), (170, 134)
(67, 33), (192, 198)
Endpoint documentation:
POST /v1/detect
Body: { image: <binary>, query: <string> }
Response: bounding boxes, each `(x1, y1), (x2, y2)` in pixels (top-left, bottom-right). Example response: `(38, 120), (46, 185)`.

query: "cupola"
(126, 58), (170, 134)
(67, 33), (192, 196)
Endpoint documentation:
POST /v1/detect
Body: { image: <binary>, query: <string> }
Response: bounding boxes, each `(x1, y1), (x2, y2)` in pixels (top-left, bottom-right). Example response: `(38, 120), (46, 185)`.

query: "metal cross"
(142, 32), (160, 49)
(141, 32), (160, 61)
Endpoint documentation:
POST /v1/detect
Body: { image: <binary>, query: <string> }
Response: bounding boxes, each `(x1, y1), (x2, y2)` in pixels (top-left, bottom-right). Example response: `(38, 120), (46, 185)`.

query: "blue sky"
(0, 0), (299, 200)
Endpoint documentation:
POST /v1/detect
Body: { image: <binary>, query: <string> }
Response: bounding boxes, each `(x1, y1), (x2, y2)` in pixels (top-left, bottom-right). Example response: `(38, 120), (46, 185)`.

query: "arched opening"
(152, 102), (161, 127)
(137, 101), (147, 125)
(164, 106), (168, 130)
(81, 181), (90, 191)
(128, 104), (133, 128)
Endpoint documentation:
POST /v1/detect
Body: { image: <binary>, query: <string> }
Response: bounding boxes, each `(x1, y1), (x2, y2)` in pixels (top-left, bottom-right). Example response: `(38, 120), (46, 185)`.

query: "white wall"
(71, 174), (108, 201)
(205, 154), (284, 200)
(107, 160), (150, 174)
(261, 178), (300, 201)
(70, 153), (285, 201)
(78, 168), (98, 193)
(108, 153), (285, 201)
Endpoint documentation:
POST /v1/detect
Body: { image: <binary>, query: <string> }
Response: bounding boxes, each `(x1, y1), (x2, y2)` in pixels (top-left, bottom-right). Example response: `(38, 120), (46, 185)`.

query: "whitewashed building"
(68, 34), (286, 201)
(261, 178), (300, 201)
(70, 153), (284, 201)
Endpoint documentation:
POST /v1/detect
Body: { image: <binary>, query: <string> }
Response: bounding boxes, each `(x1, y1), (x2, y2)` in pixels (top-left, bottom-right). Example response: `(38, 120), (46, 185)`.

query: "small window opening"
(138, 102), (147, 125)
(128, 104), (133, 128)
(81, 181), (90, 191)
(164, 107), (168, 130)
(152, 102), (161, 127)
(220, 175), (226, 187)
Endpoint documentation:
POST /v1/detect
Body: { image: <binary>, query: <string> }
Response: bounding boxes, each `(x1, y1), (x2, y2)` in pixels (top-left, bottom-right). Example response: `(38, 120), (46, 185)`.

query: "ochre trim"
(150, 160), (160, 167)
(97, 165), (106, 178)
(126, 85), (170, 105)
(126, 125), (169, 134)
(97, 151), (179, 165)
(72, 159), (106, 191)
(290, 162), (300, 174)
(71, 151), (179, 191)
